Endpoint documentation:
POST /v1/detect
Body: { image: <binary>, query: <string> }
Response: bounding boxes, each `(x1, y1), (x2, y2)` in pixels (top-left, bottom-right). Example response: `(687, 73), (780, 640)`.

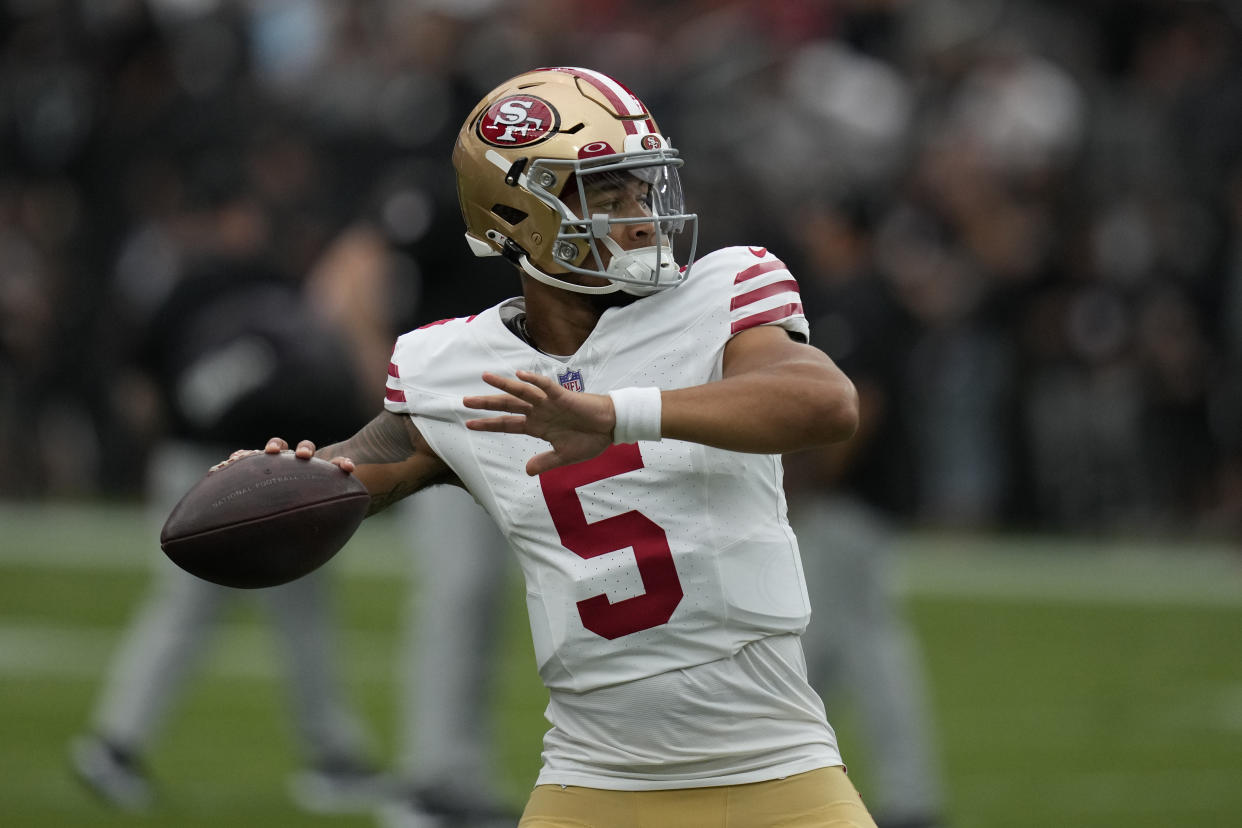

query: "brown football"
(160, 451), (370, 589)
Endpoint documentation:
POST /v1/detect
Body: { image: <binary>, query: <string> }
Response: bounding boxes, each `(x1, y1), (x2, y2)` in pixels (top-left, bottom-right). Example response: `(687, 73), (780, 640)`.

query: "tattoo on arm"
(317, 411), (452, 515)
(318, 411), (418, 465)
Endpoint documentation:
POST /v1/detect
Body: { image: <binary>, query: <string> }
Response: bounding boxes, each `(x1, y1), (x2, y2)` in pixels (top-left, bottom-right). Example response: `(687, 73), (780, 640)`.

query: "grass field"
(2, 500), (1240, 827)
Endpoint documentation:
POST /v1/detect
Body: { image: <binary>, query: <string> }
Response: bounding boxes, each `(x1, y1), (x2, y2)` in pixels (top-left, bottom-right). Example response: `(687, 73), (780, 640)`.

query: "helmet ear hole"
(491, 204), (528, 226)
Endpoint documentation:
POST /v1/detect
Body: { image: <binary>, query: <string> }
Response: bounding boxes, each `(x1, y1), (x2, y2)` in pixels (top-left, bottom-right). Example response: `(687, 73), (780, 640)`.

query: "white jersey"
(385, 246), (842, 786)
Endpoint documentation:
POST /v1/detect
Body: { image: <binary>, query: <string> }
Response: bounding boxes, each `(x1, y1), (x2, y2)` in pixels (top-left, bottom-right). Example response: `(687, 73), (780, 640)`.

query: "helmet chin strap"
(518, 255), (624, 295)
(516, 237), (681, 297)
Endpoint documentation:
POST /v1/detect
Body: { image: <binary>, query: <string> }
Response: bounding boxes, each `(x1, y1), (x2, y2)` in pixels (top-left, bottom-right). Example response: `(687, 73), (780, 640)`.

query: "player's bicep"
(719, 325), (859, 445)
(317, 410), (452, 514)
(722, 324), (839, 380)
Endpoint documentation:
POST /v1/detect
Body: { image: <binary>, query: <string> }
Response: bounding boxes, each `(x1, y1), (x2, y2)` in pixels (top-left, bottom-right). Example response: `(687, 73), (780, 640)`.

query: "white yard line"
(0, 620), (394, 680)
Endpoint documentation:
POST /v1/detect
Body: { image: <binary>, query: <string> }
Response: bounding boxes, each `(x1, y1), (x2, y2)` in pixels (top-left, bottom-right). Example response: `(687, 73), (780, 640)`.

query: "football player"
(260, 66), (871, 827)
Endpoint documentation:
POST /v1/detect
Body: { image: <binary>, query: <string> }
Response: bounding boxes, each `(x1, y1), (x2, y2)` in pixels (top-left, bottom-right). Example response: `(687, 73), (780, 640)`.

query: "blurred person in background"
(66, 12), (391, 807)
(651, 21), (948, 824)
(784, 194), (944, 828)
(383, 486), (518, 828)
(70, 154), (389, 813)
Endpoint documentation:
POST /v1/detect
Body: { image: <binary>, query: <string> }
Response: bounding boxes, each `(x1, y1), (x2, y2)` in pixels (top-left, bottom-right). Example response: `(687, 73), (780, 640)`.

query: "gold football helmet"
(453, 66), (698, 295)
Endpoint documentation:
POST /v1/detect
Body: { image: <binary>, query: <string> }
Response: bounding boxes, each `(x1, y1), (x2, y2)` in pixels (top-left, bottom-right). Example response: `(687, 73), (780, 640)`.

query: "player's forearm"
(659, 361), (859, 454)
(315, 410), (450, 515)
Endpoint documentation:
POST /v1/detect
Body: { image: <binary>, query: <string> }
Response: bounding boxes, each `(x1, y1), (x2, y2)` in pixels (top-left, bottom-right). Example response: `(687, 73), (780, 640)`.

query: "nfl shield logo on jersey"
(557, 369), (584, 392)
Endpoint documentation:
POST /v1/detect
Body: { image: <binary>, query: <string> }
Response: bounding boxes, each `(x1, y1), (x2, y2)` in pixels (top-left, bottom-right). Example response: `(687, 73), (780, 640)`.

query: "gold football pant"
(518, 765), (877, 828)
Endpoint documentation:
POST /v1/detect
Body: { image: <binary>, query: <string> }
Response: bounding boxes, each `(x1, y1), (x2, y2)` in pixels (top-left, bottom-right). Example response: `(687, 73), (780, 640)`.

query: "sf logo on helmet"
(478, 95), (560, 147)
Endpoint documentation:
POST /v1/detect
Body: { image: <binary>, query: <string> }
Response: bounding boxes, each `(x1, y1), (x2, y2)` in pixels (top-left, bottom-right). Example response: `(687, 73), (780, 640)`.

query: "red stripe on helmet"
(546, 67), (648, 135)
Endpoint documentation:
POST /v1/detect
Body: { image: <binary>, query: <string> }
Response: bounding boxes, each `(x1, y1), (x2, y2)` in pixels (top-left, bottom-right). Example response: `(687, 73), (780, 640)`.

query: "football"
(160, 450), (370, 589)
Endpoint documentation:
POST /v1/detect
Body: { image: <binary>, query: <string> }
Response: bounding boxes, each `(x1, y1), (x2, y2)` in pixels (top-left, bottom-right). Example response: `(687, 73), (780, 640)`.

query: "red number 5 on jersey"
(540, 443), (684, 640)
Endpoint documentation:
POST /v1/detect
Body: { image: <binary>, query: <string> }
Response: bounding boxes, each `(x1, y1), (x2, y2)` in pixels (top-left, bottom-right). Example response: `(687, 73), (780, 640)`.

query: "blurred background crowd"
(3, 0), (1241, 539)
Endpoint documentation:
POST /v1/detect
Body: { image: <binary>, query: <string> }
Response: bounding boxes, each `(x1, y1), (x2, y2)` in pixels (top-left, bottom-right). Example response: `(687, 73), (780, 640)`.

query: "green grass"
(2, 501), (1240, 827)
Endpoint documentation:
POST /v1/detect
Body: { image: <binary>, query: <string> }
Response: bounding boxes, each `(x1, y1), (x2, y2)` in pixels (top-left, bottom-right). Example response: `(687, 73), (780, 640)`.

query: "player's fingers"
(515, 369), (558, 394)
(329, 456), (356, 473)
(481, 371), (548, 403)
(463, 393), (532, 414)
(466, 415), (529, 434)
(264, 438), (289, 453)
(294, 440), (316, 458)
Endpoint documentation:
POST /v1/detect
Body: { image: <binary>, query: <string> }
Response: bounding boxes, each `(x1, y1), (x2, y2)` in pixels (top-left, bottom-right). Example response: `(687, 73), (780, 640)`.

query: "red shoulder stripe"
(734, 260), (786, 283)
(387, 355), (404, 401)
(731, 302), (804, 335)
(731, 278), (800, 311)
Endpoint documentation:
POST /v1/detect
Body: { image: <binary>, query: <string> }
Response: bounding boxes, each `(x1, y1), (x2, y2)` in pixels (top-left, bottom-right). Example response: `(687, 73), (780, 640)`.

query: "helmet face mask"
(534, 154), (693, 295)
(453, 67), (698, 296)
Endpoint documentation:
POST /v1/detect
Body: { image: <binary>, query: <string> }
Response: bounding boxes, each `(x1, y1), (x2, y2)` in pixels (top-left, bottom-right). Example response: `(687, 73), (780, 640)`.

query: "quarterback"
(264, 67), (869, 827)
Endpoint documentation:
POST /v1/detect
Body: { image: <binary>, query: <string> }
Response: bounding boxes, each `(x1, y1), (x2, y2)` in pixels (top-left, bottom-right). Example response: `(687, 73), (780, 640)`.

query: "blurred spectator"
(67, 97), (410, 807)
(62, 4), (391, 814)
(70, 177), (389, 815)
(382, 486), (518, 828)
(784, 192), (946, 828)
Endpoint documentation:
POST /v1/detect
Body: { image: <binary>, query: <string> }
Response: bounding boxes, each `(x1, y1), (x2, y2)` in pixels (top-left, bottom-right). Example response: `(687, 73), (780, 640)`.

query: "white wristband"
(608, 386), (663, 444)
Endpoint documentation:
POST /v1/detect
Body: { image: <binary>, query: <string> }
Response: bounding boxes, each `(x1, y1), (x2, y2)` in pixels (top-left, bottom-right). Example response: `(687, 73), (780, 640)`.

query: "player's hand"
(464, 370), (614, 475)
(262, 438), (356, 473)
